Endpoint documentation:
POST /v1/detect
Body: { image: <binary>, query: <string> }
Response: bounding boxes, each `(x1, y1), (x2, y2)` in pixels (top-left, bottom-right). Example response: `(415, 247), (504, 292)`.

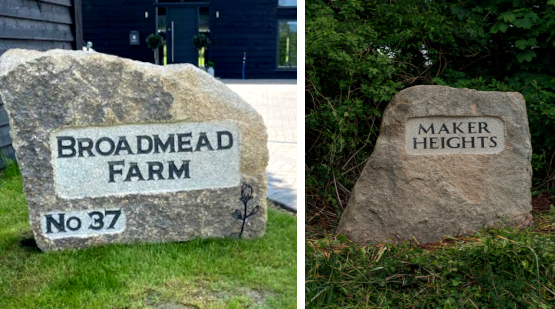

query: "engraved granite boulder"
(0, 49), (268, 251)
(337, 85), (533, 245)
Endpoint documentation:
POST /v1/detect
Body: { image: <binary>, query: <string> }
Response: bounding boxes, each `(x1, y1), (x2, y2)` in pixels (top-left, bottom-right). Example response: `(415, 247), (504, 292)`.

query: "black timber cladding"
(81, 0), (296, 79)
(82, 0), (155, 63)
(0, 0), (83, 164)
(210, 0), (296, 79)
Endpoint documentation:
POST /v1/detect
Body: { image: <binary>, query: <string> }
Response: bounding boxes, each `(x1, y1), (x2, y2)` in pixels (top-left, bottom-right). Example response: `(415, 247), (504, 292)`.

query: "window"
(199, 7), (210, 33)
(157, 7), (166, 33)
(156, 7), (167, 65)
(277, 21), (297, 69)
(278, 0), (297, 6)
(198, 7), (210, 67)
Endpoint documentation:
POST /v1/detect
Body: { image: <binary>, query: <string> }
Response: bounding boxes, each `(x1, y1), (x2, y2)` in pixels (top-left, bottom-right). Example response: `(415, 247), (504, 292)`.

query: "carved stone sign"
(337, 86), (532, 245)
(52, 121), (239, 198)
(40, 209), (126, 239)
(0, 49), (268, 251)
(405, 116), (504, 155)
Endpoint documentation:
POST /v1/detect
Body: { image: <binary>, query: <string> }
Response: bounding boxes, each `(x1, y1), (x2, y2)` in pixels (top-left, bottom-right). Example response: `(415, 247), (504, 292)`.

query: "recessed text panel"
(405, 116), (504, 155)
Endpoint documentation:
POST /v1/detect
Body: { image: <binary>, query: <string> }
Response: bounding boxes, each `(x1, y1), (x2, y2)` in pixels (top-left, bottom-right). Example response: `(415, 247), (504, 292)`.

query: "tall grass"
(0, 155), (20, 180)
(306, 215), (555, 308)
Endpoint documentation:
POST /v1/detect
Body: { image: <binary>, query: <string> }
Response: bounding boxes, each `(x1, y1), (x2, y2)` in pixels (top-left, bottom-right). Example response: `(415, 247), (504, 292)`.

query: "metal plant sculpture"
(232, 183), (260, 238)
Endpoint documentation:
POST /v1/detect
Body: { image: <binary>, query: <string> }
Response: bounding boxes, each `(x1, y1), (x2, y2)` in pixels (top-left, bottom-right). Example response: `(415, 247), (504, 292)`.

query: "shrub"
(306, 0), (555, 228)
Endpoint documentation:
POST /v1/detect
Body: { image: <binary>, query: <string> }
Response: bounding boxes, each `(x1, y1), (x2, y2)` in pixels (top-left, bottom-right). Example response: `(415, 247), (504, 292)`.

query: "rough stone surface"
(337, 85), (533, 245)
(0, 49), (268, 251)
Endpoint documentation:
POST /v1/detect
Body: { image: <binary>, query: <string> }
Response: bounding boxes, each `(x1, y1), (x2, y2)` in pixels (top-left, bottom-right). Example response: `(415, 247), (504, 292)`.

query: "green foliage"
(0, 174), (297, 308)
(192, 33), (211, 51)
(306, 0), (555, 226)
(433, 74), (555, 179)
(306, 0), (407, 221)
(517, 49), (537, 63)
(0, 156), (20, 181)
(145, 33), (165, 50)
(307, 2), (555, 305)
(306, 217), (555, 307)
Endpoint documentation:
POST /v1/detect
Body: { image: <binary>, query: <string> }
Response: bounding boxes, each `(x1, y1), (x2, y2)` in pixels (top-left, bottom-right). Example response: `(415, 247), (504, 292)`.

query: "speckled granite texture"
(337, 85), (532, 245)
(0, 49), (268, 251)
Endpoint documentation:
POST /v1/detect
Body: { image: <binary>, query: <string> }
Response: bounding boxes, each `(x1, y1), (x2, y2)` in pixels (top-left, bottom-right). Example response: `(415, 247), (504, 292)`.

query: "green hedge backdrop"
(306, 0), (555, 228)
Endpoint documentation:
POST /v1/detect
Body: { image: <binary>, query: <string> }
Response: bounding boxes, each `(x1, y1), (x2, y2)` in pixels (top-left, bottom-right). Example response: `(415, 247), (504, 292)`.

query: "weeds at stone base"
(0, 155), (19, 181)
(306, 209), (555, 308)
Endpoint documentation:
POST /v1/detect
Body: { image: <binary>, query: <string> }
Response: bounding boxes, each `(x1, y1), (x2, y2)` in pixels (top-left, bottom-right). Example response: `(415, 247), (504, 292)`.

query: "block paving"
(223, 79), (297, 211)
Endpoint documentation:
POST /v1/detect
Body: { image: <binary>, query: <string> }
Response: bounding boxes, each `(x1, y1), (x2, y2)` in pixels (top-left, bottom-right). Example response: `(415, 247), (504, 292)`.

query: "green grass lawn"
(306, 212), (555, 308)
(0, 167), (297, 309)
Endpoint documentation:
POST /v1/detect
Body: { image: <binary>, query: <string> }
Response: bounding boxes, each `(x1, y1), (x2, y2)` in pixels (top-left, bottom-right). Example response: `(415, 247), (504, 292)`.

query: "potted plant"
(192, 34), (211, 69)
(146, 33), (165, 65)
(206, 60), (215, 77)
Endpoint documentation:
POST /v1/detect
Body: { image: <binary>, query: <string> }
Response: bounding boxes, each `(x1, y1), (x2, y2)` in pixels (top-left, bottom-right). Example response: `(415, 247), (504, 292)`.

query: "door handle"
(171, 21), (175, 63)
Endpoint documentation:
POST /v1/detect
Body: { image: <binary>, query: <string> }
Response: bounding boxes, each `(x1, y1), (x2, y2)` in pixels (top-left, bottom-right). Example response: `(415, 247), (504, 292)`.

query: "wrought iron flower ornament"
(232, 183), (260, 238)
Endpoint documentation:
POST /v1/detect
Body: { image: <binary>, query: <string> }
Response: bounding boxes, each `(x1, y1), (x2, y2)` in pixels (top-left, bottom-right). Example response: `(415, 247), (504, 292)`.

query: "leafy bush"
(192, 34), (211, 51)
(0, 155), (19, 181)
(306, 0), (555, 228)
(145, 33), (165, 50)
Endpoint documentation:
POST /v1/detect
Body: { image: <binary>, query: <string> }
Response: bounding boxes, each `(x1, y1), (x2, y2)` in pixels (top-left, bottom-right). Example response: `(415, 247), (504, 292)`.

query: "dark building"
(0, 0), (83, 164)
(82, 0), (297, 79)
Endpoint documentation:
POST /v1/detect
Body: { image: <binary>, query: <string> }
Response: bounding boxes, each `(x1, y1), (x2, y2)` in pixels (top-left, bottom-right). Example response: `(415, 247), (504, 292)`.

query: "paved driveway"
(223, 80), (297, 211)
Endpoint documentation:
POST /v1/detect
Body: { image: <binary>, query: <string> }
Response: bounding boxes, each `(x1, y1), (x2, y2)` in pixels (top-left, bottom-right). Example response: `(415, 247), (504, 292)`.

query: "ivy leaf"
(490, 22), (509, 33)
(513, 17), (534, 29)
(451, 4), (462, 14)
(516, 50), (537, 63)
(450, 5), (467, 19)
(525, 12), (540, 22)
(450, 4), (463, 15)
(458, 11), (468, 20)
(499, 12), (516, 23)
(527, 38), (538, 47)
(548, 0), (555, 5)
(515, 39), (528, 50)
